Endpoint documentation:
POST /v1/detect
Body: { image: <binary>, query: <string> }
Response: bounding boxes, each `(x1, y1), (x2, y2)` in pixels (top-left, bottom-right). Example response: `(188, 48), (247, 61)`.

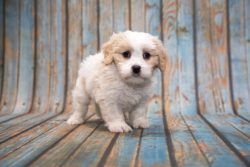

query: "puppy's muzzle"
(132, 65), (141, 74)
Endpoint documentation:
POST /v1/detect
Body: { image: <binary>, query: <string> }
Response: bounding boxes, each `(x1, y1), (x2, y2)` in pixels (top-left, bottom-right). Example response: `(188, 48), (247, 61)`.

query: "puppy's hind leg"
(67, 77), (90, 125)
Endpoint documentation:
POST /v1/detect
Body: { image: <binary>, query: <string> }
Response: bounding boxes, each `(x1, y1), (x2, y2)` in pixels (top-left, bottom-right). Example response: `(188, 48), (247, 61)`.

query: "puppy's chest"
(118, 87), (146, 110)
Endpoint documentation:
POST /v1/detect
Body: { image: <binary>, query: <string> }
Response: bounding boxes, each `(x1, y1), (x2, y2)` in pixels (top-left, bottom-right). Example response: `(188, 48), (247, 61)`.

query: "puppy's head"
(102, 31), (167, 85)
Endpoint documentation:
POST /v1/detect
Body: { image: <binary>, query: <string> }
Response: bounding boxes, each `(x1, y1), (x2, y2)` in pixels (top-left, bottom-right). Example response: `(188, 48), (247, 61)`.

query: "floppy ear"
(153, 38), (168, 72)
(102, 40), (114, 65)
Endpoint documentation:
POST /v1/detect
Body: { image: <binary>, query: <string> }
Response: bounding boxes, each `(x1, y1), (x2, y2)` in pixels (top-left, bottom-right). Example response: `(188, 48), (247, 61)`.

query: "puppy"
(67, 31), (167, 132)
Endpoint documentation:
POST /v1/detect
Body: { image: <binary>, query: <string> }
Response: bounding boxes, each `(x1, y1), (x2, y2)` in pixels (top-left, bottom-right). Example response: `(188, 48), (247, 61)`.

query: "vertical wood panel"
(99, 0), (113, 45)
(162, 0), (179, 117)
(82, 0), (98, 56)
(177, 0), (197, 115)
(131, 0), (145, 31)
(33, 0), (51, 113)
(209, 0), (232, 113)
(65, 0), (82, 112)
(13, 0), (34, 114)
(246, 0), (250, 94)
(229, 0), (250, 116)
(1, 0), (19, 113)
(113, 0), (130, 31)
(49, 0), (66, 113)
(195, 0), (232, 114)
(0, 0), (3, 102)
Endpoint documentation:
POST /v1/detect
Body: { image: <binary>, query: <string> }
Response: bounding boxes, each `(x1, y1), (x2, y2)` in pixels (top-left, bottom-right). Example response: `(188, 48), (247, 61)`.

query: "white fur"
(67, 31), (162, 132)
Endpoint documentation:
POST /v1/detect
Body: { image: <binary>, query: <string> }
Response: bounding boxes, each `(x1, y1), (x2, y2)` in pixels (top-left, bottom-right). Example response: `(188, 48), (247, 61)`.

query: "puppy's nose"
(132, 65), (141, 74)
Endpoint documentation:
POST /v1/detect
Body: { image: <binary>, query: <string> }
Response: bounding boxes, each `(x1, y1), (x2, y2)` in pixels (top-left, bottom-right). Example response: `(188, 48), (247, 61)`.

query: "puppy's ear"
(102, 33), (119, 65)
(153, 38), (168, 72)
(102, 40), (113, 65)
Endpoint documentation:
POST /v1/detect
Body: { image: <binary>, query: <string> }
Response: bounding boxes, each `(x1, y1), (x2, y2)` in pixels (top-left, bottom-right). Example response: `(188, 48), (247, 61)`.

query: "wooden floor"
(0, 104), (249, 167)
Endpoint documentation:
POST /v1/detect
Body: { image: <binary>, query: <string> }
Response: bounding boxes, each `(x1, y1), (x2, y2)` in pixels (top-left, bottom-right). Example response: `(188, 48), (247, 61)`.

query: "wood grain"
(1, 0), (19, 114)
(32, 0), (51, 113)
(13, 0), (35, 114)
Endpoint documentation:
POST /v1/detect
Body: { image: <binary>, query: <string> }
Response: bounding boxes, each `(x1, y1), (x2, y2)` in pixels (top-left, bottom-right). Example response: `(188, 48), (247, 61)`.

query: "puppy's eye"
(122, 51), (131, 58)
(143, 52), (151, 60)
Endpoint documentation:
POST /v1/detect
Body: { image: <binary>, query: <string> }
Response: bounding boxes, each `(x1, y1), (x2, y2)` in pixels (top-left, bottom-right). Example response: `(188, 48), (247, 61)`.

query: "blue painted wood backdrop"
(0, 1), (249, 166)
(0, 0), (249, 117)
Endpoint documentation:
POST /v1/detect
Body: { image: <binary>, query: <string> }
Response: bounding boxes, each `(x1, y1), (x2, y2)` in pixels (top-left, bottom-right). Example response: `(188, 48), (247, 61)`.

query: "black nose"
(132, 65), (141, 74)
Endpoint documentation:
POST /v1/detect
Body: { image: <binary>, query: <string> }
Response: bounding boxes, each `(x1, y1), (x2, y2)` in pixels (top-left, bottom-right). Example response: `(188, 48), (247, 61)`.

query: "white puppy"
(67, 31), (167, 132)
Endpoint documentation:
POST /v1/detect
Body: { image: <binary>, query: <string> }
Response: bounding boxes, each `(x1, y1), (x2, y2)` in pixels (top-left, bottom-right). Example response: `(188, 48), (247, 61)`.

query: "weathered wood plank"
(131, 0), (145, 31)
(162, 0), (179, 117)
(0, 113), (26, 124)
(196, 0), (233, 114)
(82, 0), (98, 56)
(177, 0), (197, 115)
(183, 115), (245, 166)
(29, 120), (100, 166)
(32, 0), (51, 113)
(246, 0), (250, 108)
(113, 0), (130, 32)
(0, 112), (57, 144)
(0, 122), (77, 167)
(13, 0), (34, 114)
(104, 130), (141, 167)
(229, 0), (250, 117)
(65, 0), (82, 113)
(49, 0), (66, 113)
(0, 0), (3, 101)
(0, 0), (19, 113)
(61, 125), (116, 167)
(137, 97), (171, 167)
(0, 114), (68, 159)
(166, 114), (209, 166)
(99, 0), (113, 45)
(204, 115), (250, 164)
(0, 112), (46, 132)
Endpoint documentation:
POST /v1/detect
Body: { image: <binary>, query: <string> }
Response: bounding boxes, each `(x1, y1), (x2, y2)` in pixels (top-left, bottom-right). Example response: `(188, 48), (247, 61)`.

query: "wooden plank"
(166, 114), (208, 166)
(0, 0), (19, 113)
(0, 113), (25, 124)
(137, 97), (171, 167)
(104, 130), (141, 167)
(131, 0), (145, 31)
(0, 114), (68, 159)
(32, 0), (51, 113)
(61, 125), (116, 167)
(65, 0), (82, 113)
(113, 0), (130, 32)
(29, 121), (100, 166)
(13, 0), (35, 114)
(0, 122), (77, 167)
(162, 0), (179, 117)
(204, 115), (250, 164)
(0, 0), (3, 101)
(99, 0), (113, 45)
(195, 0), (216, 114)
(0, 112), (46, 132)
(177, 0), (197, 115)
(49, 0), (66, 113)
(246, 0), (250, 102)
(183, 115), (245, 166)
(0, 112), (57, 144)
(229, 0), (250, 116)
(82, 0), (98, 56)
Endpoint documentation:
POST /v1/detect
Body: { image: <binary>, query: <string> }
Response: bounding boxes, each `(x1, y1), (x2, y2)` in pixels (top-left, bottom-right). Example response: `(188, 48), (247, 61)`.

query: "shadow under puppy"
(67, 31), (167, 132)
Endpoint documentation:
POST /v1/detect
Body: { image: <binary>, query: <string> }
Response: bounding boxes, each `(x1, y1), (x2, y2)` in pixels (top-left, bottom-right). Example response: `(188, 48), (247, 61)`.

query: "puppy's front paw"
(67, 114), (84, 125)
(132, 118), (149, 129)
(107, 121), (132, 133)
